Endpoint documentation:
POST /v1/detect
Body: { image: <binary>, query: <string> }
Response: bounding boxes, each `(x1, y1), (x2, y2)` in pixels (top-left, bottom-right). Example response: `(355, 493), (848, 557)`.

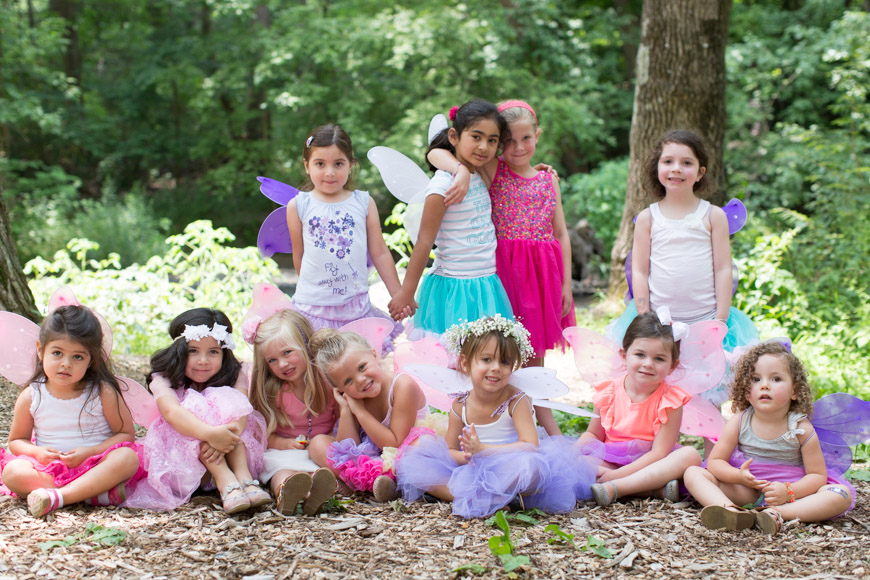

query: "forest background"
(1, 0), (868, 432)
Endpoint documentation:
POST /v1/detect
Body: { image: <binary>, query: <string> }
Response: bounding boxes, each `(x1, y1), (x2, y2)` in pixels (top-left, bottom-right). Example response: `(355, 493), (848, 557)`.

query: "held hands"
(737, 458), (769, 490)
(459, 424), (482, 460)
(761, 481), (791, 507)
(206, 424), (241, 454)
(388, 289), (417, 321)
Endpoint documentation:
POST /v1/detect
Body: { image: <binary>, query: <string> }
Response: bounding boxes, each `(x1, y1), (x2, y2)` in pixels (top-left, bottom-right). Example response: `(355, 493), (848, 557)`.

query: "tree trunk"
(0, 193), (39, 322)
(48, 0), (81, 89)
(607, 0), (732, 297)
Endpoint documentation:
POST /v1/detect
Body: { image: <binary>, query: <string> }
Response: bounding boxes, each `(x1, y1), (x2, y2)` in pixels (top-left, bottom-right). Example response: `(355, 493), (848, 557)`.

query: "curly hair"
(730, 342), (813, 417)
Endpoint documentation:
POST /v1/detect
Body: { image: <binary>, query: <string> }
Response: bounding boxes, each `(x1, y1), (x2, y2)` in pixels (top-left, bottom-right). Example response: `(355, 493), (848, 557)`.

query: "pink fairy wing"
(240, 283), (295, 344)
(666, 321), (727, 395)
(401, 363), (470, 412)
(257, 207), (294, 258)
(723, 198), (747, 235)
(562, 327), (625, 385)
(338, 317), (393, 359)
(392, 337), (450, 370)
(118, 377), (160, 428)
(531, 399), (598, 418)
(679, 396), (725, 439)
(0, 312), (40, 385)
(257, 176), (300, 205)
(47, 286), (113, 358)
(509, 367), (570, 400)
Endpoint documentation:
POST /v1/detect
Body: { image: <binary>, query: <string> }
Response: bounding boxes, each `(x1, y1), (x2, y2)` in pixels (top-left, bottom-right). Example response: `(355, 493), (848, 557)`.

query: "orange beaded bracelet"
(785, 482), (795, 503)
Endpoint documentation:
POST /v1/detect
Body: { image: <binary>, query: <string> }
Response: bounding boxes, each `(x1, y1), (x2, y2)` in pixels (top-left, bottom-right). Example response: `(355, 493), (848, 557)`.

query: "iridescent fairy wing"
(367, 146), (429, 244)
(665, 320), (727, 395)
(533, 399), (598, 418)
(562, 327), (625, 385)
(812, 393), (870, 475)
(255, 176), (301, 258)
(118, 377), (160, 428)
(339, 317), (394, 359)
(401, 363), (471, 412)
(0, 312), (40, 386)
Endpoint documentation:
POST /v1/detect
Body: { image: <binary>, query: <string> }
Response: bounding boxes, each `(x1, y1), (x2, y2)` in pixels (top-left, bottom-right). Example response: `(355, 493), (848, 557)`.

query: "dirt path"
(1, 357), (868, 579)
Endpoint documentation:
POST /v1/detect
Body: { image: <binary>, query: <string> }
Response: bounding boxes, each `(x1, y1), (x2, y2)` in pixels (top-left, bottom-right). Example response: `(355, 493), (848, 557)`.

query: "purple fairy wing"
(257, 176), (300, 205)
(812, 393), (870, 474)
(0, 312), (40, 385)
(624, 249), (634, 301)
(257, 207), (294, 258)
(723, 198), (747, 235)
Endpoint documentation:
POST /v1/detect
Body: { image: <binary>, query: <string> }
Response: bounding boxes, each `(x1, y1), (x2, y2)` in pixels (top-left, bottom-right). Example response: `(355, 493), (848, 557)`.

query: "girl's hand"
(34, 447), (62, 465)
(388, 289), (417, 321)
(345, 395), (366, 416)
(561, 284), (573, 318)
(206, 424), (241, 454)
(333, 388), (351, 413)
(199, 441), (225, 465)
(59, 447), (90, 469)
(533, 163), (559, 182)
(459, 424), (482, 459)
(762, 481), (790, 506)
(443, 164), (471, 206)
(737, 458), (768, 490)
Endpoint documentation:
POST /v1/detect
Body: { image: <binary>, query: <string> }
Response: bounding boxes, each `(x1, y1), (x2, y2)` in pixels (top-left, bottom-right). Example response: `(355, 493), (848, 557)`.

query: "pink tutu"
(496, 238), (575, 357)
(125, 386), (267, 510)
(326, 427), (428, 492)
(294, 293), (402, 354)
(0, 442), (146, 497)
(728, 449), (855, 514)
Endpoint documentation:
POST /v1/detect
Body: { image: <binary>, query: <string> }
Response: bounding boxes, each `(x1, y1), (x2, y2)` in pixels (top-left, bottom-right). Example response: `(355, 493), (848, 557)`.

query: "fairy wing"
(118, 377), (160, 428)
(0, 312), (40, 385)
(401, 363), (470, 412)
(723, 198), (747, 235)
(338, 317), (394, 359)
(666, 321), (727, 395)
(367, 146), (429, 244)
(428, 114), (448, 145)
(509, 367), (569, 400)
(679, 396), (726, 439)
(48, 286), (113, 358)
(532, 399), (598, 418)
(255, 176), (300, 257)
(562, 327), (625, 385)
(812, 393), (870, 474)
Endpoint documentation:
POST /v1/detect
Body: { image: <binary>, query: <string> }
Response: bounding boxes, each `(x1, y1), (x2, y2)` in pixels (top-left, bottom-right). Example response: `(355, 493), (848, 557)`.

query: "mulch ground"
(0, 356), (868, 580)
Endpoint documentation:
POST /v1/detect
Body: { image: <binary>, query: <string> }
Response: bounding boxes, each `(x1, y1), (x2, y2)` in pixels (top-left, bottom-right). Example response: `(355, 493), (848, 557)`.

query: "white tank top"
(648, 200), (716, 322)
(30, 382), (114, 452)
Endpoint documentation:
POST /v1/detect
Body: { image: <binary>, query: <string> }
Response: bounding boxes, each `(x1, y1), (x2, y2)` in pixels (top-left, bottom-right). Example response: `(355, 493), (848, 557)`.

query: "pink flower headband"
(241, 282), (296, 344)
(497, 100), (537, 124)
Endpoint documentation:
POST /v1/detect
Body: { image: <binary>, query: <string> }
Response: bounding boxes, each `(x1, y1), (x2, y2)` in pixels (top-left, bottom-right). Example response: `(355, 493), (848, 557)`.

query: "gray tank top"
(738, 407), (813, 467)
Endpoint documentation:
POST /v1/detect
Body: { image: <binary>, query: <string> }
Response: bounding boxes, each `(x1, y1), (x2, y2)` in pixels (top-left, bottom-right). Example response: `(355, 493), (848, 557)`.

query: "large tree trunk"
(607, 0), (732, 297)
(0, 193), (39, 322)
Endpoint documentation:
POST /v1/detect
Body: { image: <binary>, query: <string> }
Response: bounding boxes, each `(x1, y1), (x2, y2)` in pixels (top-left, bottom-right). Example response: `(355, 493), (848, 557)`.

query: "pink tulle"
(330, 455), (393, 492)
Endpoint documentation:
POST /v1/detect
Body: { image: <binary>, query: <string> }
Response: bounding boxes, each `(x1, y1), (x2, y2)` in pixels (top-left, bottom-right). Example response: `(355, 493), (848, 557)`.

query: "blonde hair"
(309, 328), (373, 388)
(498, 102), (537, 128)
(249, 310), (328, 435)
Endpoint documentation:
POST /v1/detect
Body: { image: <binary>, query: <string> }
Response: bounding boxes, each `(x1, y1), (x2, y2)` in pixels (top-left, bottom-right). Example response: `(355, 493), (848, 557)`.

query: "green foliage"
(487, 510), (530, 573)
(562, 157), (629, 254)
(553, 408), (594, 437)
(545, 524), (613, 559)
(485, 508), (545, 527)
(25, 220), (280, 355)
(452, 563), (488, 576)
(39, 523), (127, 551)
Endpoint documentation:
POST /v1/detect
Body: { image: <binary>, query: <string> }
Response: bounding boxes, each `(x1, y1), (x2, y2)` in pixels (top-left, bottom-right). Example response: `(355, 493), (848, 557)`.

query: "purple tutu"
(294, 293), (403, 354)
(728, 449), (855, 514)
(580, 438), (682, 467)
(125, 386), (267, 510)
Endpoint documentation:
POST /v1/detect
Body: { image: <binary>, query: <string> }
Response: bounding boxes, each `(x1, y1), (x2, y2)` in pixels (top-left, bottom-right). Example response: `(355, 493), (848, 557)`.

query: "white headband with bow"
(656, 306), (689, 342)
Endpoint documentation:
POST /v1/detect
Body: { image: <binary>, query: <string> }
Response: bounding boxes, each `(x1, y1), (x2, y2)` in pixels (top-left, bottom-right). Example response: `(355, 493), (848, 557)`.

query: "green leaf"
(488, 536), (512, 557)
(498, 553), (530, 572)
(545, 523), (577, 548)
(38, 536), (78, 550)
(584, 534), (613, 559)
(452, 563), (487, 575)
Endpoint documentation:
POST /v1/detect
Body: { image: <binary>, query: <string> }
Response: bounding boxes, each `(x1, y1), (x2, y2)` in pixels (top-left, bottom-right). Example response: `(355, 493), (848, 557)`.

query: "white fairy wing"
(531, 399), (598, 418)
(0, 312), (40, 386)
(428, 114), (448, 145)
(562, 327), (625, 385)
(367, 146), (429, 244)
(402, 363), (471, 412)
(118, 377), (160, 428)
(509, 367), (570, 400)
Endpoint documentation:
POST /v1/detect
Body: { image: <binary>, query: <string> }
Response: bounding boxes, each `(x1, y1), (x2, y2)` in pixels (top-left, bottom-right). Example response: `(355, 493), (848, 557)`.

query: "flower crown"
(442, 314), (534, 365)
(177, 323), (236, 350)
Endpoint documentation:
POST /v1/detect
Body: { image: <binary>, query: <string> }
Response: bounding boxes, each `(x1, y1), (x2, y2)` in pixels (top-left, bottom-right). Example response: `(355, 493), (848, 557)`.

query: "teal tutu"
(413, 273), (514, 335)
(606, 301), (758, 352)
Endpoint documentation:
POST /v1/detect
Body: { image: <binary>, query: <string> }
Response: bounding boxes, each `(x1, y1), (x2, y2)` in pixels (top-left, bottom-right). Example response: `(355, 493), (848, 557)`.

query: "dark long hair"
(426, 99), (507, 172)
(642, 129), (711, 199)
(148, 308), (241, 390)
(301, 123), (356, 190)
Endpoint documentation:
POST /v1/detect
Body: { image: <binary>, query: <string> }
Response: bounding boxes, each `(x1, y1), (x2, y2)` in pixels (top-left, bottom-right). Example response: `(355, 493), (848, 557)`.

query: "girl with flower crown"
(125, 308), (268, 513)
(396, 315), (597, 518)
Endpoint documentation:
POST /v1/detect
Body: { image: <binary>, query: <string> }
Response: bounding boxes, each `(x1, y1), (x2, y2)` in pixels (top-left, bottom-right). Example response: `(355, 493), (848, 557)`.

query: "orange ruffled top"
(592, 375), (691, 443)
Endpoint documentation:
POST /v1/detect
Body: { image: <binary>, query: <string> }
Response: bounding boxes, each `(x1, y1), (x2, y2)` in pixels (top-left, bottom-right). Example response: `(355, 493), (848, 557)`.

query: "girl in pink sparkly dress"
(429, 100), (575, 435)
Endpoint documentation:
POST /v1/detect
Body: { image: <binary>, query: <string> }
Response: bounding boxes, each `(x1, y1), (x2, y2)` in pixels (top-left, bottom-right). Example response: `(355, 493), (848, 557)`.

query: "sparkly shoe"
(28, 489), (63, 518)
(242, 479), (272, 509)
(221, 482), (251, 514)
(277, 473), (312, 516)
(302, 468), (337, 516)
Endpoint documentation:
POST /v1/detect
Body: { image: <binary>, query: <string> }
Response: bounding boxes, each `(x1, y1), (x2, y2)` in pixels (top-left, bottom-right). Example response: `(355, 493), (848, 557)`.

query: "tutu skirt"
(397, 434), (598, 518)
(325, 427), (428, 492)
(294, 293), (403, 354)
(412, 273), (513, 336)
(607, 301), (758, 352)
(125, 386), (267, 510)
(0, 442), (146, 497)
(728, 449), (855, 514)
(496, 239), (575, 357)
(579, 438), (682, 468)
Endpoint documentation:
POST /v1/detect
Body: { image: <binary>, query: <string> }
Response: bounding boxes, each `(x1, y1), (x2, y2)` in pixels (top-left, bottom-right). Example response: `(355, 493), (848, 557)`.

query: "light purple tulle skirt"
(294, 293), (402, 354)
(125, 386), (267, 510)
(396, 433), (598, 518)
(728, 449), (855, 513)
(579, 438), (683, 467)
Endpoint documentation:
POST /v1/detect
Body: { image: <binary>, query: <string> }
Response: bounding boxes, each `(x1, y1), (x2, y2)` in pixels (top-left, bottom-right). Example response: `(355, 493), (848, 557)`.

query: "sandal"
(221, 482), (251, 514)
(242, 479), (272, 509)
(302, 468), (337, 516)
(372, 475), (399, 502)
(755, 508), (783, 535)
(28, 488), (63, 518)
(277, 473), (312, 516)
(699, 505), (755, 531)
(591, 482), (618, 507)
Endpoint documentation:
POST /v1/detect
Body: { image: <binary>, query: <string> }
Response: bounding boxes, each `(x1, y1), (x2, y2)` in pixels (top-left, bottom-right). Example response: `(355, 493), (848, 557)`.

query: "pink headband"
(497, 100), (537, 124)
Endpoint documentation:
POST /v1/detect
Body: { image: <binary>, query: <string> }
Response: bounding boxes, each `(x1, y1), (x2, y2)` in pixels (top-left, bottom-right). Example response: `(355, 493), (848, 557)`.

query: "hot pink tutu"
(125, 386), (267, 510)
(0, 442), (146, 496)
